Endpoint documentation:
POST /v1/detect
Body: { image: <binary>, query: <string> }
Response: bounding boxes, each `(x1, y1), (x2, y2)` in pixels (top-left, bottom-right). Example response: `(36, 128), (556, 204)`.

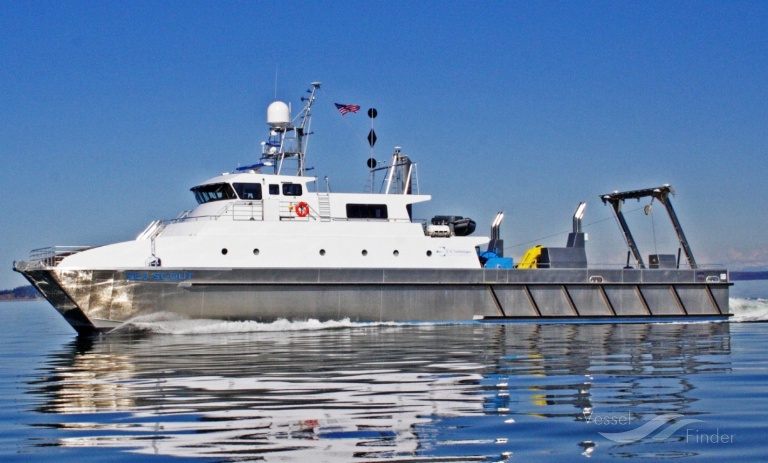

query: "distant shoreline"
(730, 272), (768, 281)
(0, 285), (42, 302)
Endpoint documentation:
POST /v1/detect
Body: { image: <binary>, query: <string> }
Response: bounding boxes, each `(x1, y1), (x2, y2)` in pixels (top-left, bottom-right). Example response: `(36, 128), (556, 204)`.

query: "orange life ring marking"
(295, 201), (310, 217)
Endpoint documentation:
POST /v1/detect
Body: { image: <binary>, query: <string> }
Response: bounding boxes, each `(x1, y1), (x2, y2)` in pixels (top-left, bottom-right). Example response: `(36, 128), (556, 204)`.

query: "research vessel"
(14, 83), (731, 334)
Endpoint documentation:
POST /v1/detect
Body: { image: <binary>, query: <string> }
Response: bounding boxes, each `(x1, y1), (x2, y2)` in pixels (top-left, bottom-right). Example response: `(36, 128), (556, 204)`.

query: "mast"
(384, 147), (413, 195)
(262, 82), (321, 176)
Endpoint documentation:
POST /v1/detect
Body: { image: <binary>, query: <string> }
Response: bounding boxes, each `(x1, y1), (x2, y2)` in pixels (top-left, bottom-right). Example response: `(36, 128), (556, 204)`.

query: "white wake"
(728, 297), (768, 322)
(110, 312), (399, 335)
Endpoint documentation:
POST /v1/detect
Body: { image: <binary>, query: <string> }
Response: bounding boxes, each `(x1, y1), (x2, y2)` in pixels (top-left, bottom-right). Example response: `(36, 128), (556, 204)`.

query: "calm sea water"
(2, 280), (767, 462)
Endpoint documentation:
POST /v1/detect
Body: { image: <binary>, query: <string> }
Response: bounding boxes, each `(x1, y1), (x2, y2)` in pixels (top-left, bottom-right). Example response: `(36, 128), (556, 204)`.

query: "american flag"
(335, 103), (361, 115)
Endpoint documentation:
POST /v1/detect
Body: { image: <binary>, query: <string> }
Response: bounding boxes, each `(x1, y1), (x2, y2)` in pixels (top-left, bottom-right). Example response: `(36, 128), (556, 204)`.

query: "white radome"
(267, 101), (290, 128)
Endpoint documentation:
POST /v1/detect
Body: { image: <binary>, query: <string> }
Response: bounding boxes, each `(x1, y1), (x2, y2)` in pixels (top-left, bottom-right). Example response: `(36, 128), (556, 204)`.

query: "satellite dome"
(267, 101), (290, 128)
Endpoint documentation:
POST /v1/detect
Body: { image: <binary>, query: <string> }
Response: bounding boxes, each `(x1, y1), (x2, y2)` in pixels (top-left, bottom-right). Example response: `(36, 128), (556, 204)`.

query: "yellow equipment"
(517, 245), (542, 269)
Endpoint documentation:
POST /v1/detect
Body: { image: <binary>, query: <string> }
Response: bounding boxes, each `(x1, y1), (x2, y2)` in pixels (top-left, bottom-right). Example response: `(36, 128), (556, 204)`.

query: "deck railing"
(28, 246), (92, 267)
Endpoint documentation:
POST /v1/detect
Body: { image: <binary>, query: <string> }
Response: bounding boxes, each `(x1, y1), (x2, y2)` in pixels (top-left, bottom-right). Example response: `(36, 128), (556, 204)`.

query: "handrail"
(158, 200), (419, 224)
(28, 246), (92, 267)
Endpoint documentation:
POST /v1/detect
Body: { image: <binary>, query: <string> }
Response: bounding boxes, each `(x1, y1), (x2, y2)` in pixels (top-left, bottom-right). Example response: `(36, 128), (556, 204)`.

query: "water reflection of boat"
(28, 322), (731, 461)
(14, 83), (731, 334)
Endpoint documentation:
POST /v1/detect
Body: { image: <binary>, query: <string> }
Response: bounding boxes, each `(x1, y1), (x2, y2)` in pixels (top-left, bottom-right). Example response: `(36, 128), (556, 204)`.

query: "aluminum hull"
(14, 263), (731, 335)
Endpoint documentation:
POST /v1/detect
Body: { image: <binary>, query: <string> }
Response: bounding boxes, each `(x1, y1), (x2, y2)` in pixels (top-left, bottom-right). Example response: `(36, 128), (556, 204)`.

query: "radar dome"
(267, 101), (290, 128)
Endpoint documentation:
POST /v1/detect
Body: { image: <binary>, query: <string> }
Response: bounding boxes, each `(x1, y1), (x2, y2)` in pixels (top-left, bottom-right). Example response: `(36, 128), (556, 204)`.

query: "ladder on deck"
(317, 193), (331, 221)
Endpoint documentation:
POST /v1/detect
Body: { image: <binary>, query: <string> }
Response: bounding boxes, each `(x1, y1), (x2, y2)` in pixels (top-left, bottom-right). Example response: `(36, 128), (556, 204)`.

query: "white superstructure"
(59, 82), (488, 271)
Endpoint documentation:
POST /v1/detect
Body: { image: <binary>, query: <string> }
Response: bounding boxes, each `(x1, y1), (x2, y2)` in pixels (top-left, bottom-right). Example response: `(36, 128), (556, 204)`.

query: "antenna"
(274, 65), (278, 99)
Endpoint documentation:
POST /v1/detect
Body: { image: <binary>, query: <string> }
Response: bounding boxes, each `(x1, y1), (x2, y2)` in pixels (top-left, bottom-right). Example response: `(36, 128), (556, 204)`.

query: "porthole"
(253, 248), (260, 256)
(426, 250), (432, 257)
(362, 250), (368, 256)
(393, 250), (399, 257)
(221, 248), (228, 255)
(319, 249), (326, 256)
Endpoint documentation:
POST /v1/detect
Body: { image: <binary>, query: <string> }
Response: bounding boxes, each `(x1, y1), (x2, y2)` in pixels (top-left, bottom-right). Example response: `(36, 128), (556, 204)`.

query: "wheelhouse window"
(282, 183), (303, 196)
(233, 183), (262, 200)
(346, 204), (388, 219)
(191, 183), (237, 204)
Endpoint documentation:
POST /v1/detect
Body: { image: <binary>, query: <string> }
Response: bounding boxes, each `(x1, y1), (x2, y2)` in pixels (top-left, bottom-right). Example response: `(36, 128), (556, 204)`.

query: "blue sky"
(1, 1), (767, 289)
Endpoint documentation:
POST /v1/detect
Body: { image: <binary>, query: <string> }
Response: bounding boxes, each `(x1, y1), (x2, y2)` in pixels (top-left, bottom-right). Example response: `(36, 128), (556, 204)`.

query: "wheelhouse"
(191, 183), (237, 204)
